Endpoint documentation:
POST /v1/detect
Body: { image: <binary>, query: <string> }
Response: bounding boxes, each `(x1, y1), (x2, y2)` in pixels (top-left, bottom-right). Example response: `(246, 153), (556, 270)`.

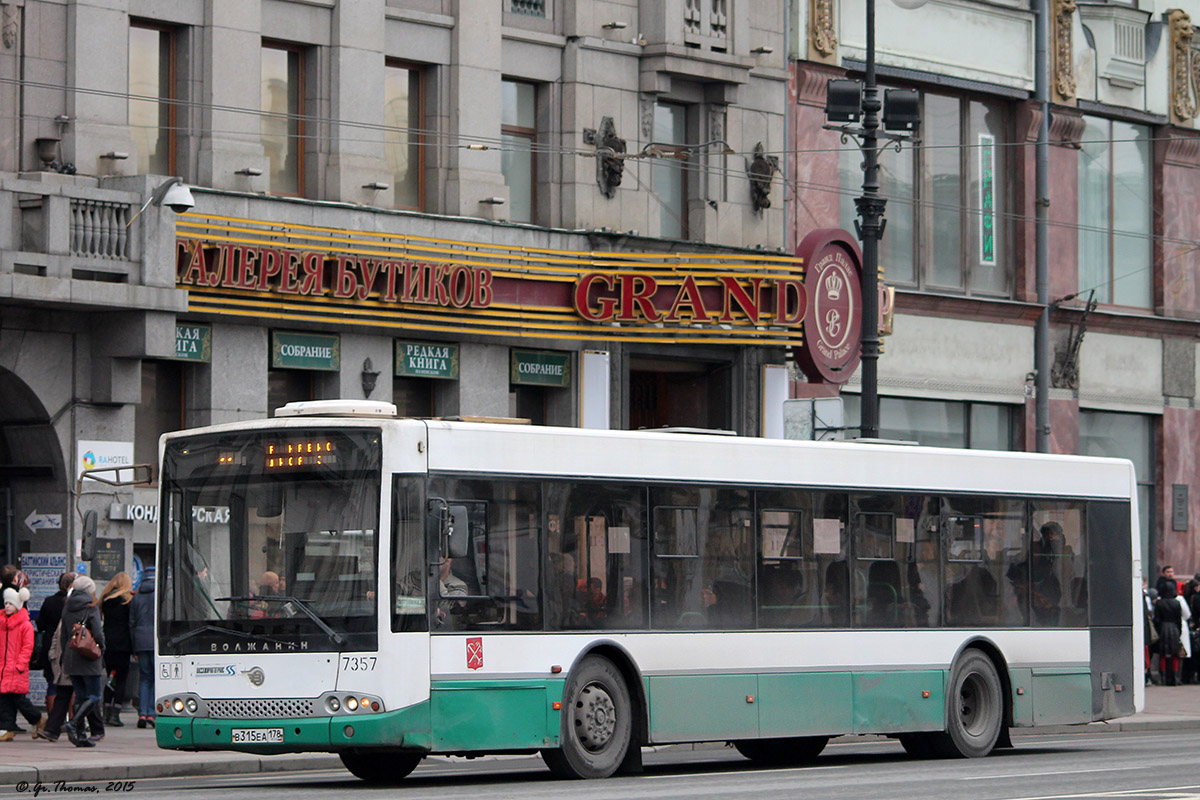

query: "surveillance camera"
(161, 182), (195, 213)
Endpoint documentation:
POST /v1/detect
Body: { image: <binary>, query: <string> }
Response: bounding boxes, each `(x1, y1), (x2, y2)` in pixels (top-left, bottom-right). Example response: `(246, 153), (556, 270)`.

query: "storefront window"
(1079, 410), (1154, 574)
(843, 396), (1014, 450)
(267, 369), (313, 415)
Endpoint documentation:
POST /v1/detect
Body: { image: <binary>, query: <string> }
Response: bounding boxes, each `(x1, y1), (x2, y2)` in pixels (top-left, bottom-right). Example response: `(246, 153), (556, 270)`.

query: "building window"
(384, 62), (423, 210)
(1079, 410), (1153, 574)
(261, 42), (304, 196)
(501, 80), (537, 223)
(509, 0), (545, 16)
(267, 369), (313, 415)
(393, 377), (434, 417)
(135, 360), (184, 478)
(1078, 117), (1152, 308)
(840, 90), (1009, 295)
(129, 22), (175, 176)
(843, 396), (1015, 450)
(653, 102), (689, 240)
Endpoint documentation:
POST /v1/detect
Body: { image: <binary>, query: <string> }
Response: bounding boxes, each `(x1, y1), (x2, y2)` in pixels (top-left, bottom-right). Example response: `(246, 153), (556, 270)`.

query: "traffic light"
(81, 510), (97, 561)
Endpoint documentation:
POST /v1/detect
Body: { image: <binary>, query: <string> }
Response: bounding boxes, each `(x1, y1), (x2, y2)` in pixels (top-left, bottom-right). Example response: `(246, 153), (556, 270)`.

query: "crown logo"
(825, 272), (843, 301)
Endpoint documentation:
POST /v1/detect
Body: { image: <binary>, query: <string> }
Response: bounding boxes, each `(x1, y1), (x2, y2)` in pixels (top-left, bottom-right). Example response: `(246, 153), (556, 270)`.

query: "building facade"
(790, 0), (1200, 578)
(0, 0), (798, 577)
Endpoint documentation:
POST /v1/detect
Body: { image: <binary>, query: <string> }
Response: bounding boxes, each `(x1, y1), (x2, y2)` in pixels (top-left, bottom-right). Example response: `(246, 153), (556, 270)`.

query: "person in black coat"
(129, 568), (156, 728)
(34, 572), (76, 720)
(60, 575), (106, 746)
(1154, 580), (1184, 686)
(99, 573), (134, 726)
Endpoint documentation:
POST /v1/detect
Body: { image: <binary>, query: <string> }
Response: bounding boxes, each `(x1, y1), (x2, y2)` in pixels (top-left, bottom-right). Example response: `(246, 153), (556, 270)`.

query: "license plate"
(232, 728), (284, 744)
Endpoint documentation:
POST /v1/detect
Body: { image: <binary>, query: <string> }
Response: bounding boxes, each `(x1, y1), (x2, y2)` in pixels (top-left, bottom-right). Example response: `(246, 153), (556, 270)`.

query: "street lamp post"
(855, 0), (884, 440)
(822, 0), (919, 440)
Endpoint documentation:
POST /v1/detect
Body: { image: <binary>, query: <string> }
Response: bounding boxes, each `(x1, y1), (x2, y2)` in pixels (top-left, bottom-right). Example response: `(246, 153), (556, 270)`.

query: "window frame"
(129, 19), (178, 176)
(841, 86), (1011, 297)
(261, 39), (306, 197)
(500, 78), (538, 223)
(1076, 115), (1153, 309)
(652, 101), (691, 240)
(384, 60), (425, 211)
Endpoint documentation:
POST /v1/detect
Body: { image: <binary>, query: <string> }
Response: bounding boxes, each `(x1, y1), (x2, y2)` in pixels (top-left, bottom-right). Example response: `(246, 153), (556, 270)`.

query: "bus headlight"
(326, 696), (341, 713)
(345, 696), (359, 711)
(185, 698), (198, 714)
(172, 698), (185, 713)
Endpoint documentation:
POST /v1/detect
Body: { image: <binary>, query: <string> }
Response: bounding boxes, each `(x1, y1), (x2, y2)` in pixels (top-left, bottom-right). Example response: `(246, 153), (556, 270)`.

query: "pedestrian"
(129, 566), (156, 728)
(0, 567), (43, 734)
(61, 575), (106, 747)
(35, 619), (75, 742)
(1156, 565), (1181, 600)
(35, 572), (77, 722)
(1183, 575), (1200, 684)
(99, 573), (134, 727)
(1, 586), (42, 741)
(1154, 580), (1185, 686)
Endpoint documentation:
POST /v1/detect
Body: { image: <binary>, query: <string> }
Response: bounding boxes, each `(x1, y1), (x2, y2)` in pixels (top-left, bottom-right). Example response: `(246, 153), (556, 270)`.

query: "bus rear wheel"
(932, 649), (1004, 758)
(339, 749), (422, 784)
(734, 736), (829, 765)
(542, 655), (632, 779)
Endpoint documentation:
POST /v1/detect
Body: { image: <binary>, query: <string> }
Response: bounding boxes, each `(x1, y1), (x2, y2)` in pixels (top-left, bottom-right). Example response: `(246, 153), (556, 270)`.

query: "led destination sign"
(265, 441), (337, 470)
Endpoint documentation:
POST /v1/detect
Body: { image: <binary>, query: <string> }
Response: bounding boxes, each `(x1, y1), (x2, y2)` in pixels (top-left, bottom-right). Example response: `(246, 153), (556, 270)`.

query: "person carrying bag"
(70, 622), (101, 660)
(59, 575), (106, 747)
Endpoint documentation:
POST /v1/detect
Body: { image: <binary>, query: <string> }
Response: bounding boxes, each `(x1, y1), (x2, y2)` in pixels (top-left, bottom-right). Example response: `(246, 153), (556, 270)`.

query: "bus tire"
(542, 655), (632, 779)
(338, 749), (422, 784)
(934, 649), (1003, 758)
(734, 736), (828, 765)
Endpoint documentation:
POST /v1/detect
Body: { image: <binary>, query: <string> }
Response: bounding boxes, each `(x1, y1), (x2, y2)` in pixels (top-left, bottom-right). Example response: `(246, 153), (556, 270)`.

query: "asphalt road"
(18, 730), (1200, 800)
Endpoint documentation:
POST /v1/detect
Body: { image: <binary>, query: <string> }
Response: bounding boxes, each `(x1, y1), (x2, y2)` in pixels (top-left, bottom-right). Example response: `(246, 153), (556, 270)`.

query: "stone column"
(444, 0), (509, 219)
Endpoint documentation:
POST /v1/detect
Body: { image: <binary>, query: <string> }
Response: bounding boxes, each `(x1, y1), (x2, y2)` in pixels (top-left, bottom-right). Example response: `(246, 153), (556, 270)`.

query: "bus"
(153, 399), (1142, 783)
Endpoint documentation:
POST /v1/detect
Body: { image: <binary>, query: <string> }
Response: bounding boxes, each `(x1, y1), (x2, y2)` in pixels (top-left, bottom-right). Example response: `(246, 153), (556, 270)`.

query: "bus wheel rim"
(574, 682), (617, 751)
(959, 673), (985, 734)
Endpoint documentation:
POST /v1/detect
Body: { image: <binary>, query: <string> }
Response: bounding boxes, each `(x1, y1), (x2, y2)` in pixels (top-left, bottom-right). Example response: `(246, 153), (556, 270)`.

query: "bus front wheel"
(935, 649), (1004, 758)
(542, 655), (633, 779)
(339, 749), (422, 784)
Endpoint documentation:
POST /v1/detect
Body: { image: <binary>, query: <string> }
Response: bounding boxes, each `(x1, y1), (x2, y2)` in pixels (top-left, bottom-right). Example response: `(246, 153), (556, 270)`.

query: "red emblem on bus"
(466, 637), (483, 670)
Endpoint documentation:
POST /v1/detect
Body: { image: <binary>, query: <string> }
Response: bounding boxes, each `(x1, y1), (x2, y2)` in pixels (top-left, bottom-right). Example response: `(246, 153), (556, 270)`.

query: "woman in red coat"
(1, 586), (40, 741)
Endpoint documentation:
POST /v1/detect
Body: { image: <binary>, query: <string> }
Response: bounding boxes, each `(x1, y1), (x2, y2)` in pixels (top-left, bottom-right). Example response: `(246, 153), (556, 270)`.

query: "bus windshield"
(158, 427), (382, 654)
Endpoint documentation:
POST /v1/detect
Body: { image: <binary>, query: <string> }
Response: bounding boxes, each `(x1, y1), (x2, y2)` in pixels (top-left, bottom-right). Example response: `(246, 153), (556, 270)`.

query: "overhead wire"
(7, 74), (1200, 287)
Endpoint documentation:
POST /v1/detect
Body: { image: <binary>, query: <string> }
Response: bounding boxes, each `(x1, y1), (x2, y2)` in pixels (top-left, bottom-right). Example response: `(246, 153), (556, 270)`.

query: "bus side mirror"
(447, 505), (470, 559)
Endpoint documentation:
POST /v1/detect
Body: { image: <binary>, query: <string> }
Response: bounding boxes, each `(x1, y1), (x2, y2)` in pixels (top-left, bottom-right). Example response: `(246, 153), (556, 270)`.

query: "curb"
(0, 754), (343, 785)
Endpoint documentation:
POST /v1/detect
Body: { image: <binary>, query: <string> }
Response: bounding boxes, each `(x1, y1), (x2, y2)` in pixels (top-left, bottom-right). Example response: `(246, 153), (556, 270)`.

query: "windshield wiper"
(165, 623), (299, 650)
(216, 596), (346, 645)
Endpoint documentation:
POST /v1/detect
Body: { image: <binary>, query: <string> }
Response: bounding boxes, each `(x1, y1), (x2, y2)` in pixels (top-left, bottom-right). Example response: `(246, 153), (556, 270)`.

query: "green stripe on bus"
(646, 670), (945, 742)
(430, 679), (564, 751)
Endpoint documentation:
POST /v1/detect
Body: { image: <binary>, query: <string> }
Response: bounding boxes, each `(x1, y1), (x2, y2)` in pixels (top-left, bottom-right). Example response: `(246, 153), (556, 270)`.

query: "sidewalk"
(4, 685), (1200, 785)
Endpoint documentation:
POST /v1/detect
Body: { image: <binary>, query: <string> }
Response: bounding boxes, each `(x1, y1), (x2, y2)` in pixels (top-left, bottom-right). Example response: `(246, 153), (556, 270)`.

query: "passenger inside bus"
(823, 561), (850, 627)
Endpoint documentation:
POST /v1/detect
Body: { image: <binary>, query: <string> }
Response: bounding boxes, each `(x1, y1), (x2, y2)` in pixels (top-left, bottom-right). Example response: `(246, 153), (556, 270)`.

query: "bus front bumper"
(156, 702), (433, 753)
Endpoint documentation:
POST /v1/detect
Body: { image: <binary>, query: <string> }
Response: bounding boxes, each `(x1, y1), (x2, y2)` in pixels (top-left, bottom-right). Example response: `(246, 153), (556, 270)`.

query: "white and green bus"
(153, 400), (1142, 783)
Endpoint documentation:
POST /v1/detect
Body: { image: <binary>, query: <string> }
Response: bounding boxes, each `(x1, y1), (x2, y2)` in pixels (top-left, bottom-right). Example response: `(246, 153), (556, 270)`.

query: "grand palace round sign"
(792, 228), (864, 384)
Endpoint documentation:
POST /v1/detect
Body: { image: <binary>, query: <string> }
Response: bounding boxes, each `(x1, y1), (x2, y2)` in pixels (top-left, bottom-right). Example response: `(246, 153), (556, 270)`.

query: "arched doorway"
(0, 368), (63, 567)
